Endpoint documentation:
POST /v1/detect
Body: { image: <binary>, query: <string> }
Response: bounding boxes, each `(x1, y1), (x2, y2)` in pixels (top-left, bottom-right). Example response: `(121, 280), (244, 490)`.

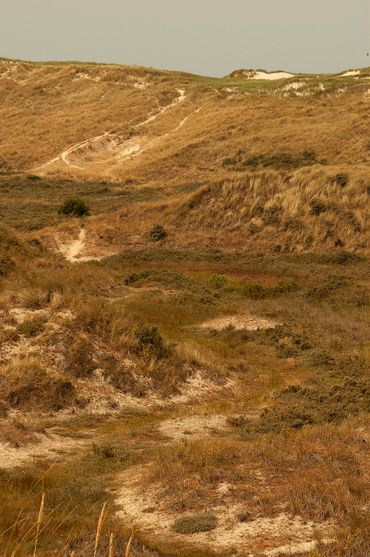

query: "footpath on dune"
(33, 88), (188, 178)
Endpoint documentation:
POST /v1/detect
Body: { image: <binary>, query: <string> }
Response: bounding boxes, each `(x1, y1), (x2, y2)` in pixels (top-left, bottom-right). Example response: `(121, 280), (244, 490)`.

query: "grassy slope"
(0, 60), (369, 556)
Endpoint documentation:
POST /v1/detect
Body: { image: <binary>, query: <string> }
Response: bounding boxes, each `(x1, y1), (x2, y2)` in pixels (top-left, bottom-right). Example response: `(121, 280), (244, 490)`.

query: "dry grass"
(146, 422), (369, 525)
(0, 58), (369, 557)
(1, 60), (369, 185)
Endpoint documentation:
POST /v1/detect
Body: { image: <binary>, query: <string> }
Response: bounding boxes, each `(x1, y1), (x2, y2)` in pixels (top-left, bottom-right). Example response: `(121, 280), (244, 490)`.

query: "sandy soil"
(58, 227), (113, 262)
(115, 466), (333, 556)
(341, 69), (360, 77)
(158, 413), (230, 440)
(253, 71), (295, 80)
(0, 433), (89, 470)
(33, 88), (187, 178)
(199, 313), (278, 331)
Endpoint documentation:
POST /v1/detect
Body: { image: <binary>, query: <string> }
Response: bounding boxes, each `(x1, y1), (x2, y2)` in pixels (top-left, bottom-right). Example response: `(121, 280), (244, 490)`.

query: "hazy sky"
(1, 0), (369, 76)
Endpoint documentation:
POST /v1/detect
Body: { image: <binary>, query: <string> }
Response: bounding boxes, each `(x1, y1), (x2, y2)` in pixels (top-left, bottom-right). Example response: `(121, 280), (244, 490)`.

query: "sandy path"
(58, 228), (111, 263)
(35, 132), (110, 171)
(33, 88), (187, 174)
(134, 88), (186, 128)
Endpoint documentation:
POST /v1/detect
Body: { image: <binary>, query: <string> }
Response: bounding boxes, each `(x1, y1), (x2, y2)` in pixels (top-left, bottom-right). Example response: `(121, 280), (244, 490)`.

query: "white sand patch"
(282, 81), (305, 91)
(0, 433), (89, 470)
(58, 228), (115, 263)
(340, 69), (360, 77)
(115, 467), (333, 556)
(133, 78), (151, 90)
(264, 540), (333, 556)
(73, 72), (101, 82)
(8, 308), (49, 325)
(59, 228), (87, 262)
(0, 336), (38, 363)
(199, 314), (278, 332)
(253, 71), (295, 80)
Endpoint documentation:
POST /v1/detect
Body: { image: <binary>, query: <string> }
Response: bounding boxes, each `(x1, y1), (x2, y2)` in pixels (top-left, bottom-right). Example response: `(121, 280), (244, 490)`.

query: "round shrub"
(171, 514), (218, 534)
(209, 274), (228, 289)
(148, 224), (167, 242)
(58, 198), (90, 217)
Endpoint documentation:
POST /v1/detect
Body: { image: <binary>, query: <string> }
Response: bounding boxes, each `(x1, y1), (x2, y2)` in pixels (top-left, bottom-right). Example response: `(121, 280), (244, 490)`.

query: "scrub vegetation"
(0, 58), (368, 557)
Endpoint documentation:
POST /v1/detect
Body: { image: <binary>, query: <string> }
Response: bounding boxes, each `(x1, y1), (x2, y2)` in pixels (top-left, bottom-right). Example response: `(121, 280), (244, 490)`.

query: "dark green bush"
(137, 326), (167, 358)
(58, 198), (90, 217)
(148, 225), (167, 242)
(243, 283), (269, 299)
(172, 514), (218, 534)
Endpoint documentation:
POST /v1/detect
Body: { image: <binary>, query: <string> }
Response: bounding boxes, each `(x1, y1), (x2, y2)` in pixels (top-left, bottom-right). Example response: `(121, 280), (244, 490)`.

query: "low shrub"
(330, 173), (348, 187)
(253, 374), (370, 434)
(243, 280), (298, 299)
(65, 336), (96, 377)
(172, 514), (218, 534)
(136, 326), (167, 358)
(209, 274), (228, 289)
(17, 316), (46, 338)
(148, 224), (167, 242)
(58, 198), (90, 217)
(262, 205), (282, 225)
(309, 198), (329, 216)
(222, 149), (318, 171)
(284, 217), (303, 231)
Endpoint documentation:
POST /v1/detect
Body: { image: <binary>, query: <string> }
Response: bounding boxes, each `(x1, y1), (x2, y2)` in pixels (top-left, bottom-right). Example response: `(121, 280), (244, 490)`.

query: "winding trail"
(134, 88), (185, 128)
(33, 88), (187, 173)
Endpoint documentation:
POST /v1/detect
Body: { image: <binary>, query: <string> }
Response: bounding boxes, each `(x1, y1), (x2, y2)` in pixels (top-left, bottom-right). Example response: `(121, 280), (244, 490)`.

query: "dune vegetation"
(0, 59), (369, 557)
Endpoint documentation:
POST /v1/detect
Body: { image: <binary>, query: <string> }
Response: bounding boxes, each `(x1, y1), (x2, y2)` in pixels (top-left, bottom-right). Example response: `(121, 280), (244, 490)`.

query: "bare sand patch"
(282, 81), (306, 91)
(253, 71), (295, 80)
(199, 314), (278, 332)
(340, 69), (360, 77)
(115, 466), (333, 556)
(0, 433), (89, 470)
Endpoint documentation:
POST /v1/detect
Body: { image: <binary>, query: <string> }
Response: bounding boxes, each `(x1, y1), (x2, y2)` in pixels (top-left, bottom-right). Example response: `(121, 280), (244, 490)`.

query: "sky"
(1, 0), (369, 76)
